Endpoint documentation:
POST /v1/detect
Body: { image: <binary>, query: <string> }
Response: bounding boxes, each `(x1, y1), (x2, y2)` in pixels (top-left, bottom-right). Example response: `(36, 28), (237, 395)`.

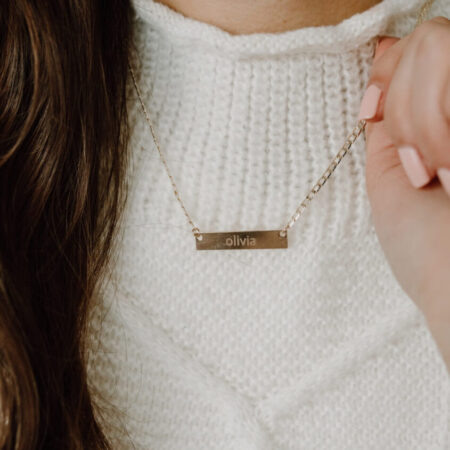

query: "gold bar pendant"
(195, 230), (288, 250)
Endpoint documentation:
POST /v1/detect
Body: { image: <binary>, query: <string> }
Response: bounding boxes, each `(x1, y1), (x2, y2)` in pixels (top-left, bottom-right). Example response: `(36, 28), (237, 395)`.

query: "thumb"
(363, 35), (400, 144)
(373, 35), (399, 62)
(362, 36), (400, 124)
(364, 37), (406, 198)
(364, 36), (436, 200)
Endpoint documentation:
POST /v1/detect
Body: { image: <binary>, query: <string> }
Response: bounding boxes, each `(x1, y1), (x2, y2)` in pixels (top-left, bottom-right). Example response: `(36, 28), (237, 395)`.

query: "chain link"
(128, 66), (202, 239)
(130, 0), (433, 240)
(279, 119), (365, 237)
(416, 0), (436, 26)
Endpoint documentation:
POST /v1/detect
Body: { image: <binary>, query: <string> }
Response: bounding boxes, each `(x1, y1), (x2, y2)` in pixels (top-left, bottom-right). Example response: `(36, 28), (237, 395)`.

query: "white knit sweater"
(86, 1), (450, 448)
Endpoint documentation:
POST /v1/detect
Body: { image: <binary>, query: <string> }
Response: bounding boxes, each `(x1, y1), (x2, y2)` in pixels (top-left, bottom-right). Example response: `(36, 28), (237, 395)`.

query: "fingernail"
(398, 145), (432, 188)
(437, 168), (450, 197)
(358, 84), (382, 121)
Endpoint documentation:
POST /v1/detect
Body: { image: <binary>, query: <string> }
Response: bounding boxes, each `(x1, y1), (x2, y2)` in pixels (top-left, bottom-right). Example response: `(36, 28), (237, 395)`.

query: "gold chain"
(129, 70), (200, 235)
(129, 0), (434, 241)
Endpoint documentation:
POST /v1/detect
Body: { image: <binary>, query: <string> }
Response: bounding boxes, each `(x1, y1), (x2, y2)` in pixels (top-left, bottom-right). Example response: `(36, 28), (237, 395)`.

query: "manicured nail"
(358, 84), (382, 121)
(398, 145), (432, 188)
(437, 168), (450, 197)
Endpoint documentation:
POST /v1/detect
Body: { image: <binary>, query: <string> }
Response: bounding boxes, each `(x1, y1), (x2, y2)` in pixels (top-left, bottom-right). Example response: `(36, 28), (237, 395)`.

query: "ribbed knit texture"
(86, 1), (450, 448)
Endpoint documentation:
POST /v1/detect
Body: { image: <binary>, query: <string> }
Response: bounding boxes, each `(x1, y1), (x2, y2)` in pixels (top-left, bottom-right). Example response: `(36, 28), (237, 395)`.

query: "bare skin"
(155, 0), (382, 34)
(363, 22), (450, 373)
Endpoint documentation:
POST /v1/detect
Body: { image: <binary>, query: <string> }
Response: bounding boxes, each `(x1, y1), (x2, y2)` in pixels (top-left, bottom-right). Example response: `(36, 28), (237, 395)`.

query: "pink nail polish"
(358, 84), (382, 121)
(437, 168), (450, 197)
(398, 145), (432, 188)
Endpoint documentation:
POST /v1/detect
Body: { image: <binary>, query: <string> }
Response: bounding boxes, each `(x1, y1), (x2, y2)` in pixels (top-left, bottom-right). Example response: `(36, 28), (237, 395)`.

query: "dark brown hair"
(0, 0), (132, 447)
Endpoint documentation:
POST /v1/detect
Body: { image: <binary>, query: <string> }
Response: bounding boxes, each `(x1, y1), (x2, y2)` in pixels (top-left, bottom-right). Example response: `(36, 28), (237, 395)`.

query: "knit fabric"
(86, 0), (450, 448)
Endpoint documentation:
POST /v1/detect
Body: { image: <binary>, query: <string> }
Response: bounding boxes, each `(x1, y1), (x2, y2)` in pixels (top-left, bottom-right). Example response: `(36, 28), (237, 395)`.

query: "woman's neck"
(154, 0), (383, 34)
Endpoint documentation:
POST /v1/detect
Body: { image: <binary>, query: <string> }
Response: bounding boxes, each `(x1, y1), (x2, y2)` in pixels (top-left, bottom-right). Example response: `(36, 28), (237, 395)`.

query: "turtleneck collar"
(126, 0), (442, 237)
(132, 0), (427, 58)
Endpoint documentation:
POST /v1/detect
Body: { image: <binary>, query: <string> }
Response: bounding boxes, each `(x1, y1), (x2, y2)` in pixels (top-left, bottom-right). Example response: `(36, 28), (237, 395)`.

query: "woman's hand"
(360, 16), (450, 371)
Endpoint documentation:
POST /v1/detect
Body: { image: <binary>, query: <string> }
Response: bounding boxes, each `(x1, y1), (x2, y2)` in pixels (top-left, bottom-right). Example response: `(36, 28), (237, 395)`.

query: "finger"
(381, 30), (437, 181)
(372, 37), (437, 188)
(364, 37), (418, 194)
(365, 119), (397, 177)
(382, 21), (450, 187)
(364, 119), (408, 218)
(367, 17), (449, 101)
(410, 28), (450, 170)
(373, 36), (400, 63)
(364, 17), (450, 122)
(364, 21), (450, 190)
(358, 36), (404, 122)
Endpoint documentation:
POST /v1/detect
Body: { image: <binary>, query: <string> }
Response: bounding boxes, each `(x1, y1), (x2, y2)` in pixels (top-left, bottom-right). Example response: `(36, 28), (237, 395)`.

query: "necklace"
(129, 0), (434, 251)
